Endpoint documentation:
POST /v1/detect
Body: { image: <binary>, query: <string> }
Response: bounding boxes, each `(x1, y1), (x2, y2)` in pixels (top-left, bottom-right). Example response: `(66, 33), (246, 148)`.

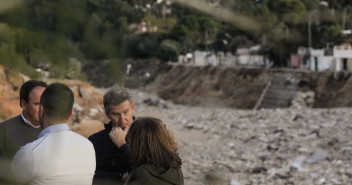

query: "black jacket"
(88, 121), (132, 185)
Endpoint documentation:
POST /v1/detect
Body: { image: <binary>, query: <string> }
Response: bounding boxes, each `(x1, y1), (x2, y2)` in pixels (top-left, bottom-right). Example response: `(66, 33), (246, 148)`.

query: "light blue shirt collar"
(38, 124), (70, 138)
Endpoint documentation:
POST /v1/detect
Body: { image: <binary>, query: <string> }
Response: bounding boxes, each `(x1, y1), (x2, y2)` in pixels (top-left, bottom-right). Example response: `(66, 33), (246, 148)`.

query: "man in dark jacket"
(89, 87), (134, 185)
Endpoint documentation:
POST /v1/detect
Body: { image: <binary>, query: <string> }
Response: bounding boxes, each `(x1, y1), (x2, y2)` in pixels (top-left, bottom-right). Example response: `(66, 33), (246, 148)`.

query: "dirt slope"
(145, 65), (352, 109)
(145, 65), (273, 109)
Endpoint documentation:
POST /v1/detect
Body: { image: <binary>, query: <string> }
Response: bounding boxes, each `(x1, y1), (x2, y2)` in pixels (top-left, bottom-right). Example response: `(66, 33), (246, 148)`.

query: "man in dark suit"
(89, 87), (134, 185)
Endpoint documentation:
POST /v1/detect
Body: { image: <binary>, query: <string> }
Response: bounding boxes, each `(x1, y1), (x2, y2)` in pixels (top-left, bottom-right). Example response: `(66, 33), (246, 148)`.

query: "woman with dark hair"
(125, 117), (184, 185)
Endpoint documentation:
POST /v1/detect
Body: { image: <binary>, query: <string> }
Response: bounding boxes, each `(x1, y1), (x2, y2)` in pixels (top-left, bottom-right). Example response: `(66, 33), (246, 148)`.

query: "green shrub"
(0, 47), (40, 79)
(157, 40), (179, 62)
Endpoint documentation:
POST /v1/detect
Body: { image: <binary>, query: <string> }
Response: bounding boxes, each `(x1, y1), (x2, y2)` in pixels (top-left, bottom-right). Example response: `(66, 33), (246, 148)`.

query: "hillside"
(1, 0), (352, 82)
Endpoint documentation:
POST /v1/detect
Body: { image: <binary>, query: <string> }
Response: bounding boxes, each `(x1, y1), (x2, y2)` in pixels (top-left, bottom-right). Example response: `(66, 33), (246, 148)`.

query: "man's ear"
(131, 104), (135, 114)
(67, 110), (73, 121)
(39, 104), (44, 118)
(105, 110), (111, 119)
(20, 99), (27, 108)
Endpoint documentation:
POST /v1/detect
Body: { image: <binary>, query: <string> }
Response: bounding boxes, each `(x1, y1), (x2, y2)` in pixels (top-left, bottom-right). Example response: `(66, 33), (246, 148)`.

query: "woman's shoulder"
(130, 164), (184, 185)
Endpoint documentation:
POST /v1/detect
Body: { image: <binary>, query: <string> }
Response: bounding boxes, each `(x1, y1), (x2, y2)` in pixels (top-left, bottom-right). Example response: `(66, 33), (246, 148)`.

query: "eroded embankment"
(145, 65), (352, 109)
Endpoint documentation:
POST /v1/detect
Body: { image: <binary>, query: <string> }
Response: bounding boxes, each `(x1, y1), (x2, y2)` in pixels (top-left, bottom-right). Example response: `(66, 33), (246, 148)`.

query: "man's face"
(106, 100), (135, 130)
(21, 86), (46, 126)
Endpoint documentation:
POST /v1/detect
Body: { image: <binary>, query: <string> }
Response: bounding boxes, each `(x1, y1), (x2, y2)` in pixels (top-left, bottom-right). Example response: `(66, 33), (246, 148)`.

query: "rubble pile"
(290, 91), (315, 109)
(130, 89), (352, 185)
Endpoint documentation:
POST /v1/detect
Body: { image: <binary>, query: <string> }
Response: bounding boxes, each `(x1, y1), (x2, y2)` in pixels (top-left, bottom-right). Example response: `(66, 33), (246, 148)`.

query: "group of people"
(0, 80), (184, 185)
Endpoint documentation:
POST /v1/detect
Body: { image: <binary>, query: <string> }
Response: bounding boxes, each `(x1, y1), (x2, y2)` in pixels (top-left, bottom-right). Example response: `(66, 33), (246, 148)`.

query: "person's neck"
(42, 117), (67, 129)
(32, 122), (40, 127)
(22, 111), (40, 127)
(30, 120), (40, 127)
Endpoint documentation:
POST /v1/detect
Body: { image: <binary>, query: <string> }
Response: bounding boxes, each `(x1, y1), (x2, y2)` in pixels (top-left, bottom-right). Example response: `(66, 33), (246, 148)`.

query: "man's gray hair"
(103, 86), (133, 113)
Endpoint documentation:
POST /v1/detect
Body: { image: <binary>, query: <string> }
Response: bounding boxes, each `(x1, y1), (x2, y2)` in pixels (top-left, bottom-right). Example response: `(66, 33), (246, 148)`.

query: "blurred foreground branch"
(171, 0), (261, 34)
(0, 0), (23, 13)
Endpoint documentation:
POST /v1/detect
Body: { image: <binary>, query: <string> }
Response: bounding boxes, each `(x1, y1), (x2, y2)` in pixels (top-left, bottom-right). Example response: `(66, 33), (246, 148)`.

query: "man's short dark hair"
(40, 83), (74, 121)
(103, 86), (133, 114)
(20, 80), (47, 107)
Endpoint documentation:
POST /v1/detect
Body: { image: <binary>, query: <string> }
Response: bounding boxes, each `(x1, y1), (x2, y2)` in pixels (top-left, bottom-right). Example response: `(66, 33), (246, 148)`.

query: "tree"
(267, 0), (307, 26)
(212, 25), (247, 53)
(14, 31), (32, 65)
(123, 33), (161, 59)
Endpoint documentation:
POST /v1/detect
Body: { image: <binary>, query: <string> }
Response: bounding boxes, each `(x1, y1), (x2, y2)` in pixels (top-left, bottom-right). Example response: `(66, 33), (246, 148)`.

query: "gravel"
(128, 89), (352, 185)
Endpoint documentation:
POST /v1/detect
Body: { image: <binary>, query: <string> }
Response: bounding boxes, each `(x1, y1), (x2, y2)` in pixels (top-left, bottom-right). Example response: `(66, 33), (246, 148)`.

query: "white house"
(234, 45), (268, 66)
(177, 45), (271, 67)
(332, 39), (352, 72)
(309, 49), (333, 71)
(177, 51), (218, 66)
(217, 52), (237, 66)
(193, 51), (218, 66)
(291, 47), (333, 71)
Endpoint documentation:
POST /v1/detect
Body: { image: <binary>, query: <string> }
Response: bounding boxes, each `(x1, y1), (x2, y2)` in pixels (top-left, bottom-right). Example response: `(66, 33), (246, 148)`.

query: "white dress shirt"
(21, 111), (40, 128)
(11, 124), (96, 185)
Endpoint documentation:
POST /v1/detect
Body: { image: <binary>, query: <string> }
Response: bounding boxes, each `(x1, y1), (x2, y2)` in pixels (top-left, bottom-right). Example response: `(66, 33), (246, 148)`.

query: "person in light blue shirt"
(11, 83), (96, 185)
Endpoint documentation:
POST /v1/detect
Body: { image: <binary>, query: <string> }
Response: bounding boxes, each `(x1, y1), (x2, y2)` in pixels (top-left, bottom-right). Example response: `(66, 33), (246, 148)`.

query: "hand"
(122, 172), (129, 182)
(109, 126), (128, 148)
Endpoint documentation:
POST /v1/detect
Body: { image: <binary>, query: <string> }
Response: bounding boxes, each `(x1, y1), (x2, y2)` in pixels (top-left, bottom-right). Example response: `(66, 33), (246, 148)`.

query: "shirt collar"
(38, 124), (70, 139)
(21, 111), (40, 129)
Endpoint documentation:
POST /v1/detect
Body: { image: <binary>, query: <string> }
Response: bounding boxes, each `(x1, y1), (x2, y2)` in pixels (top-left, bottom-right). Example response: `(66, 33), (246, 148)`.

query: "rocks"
(203, 168), (228, 185)
(6, 70), (31, 91)
(306, 149), (328, 164)
(0, 65), (29, 120)
(230, 179), (240, 185)
(290, 91), (315, 108)
(290, 156), (307, 172)
(143, 98), (168, 108)
(129, 91), (352, 185)
(48, 79), (105, 123)
(0, 65), (24, 99)
(251, 167), (268, 174)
